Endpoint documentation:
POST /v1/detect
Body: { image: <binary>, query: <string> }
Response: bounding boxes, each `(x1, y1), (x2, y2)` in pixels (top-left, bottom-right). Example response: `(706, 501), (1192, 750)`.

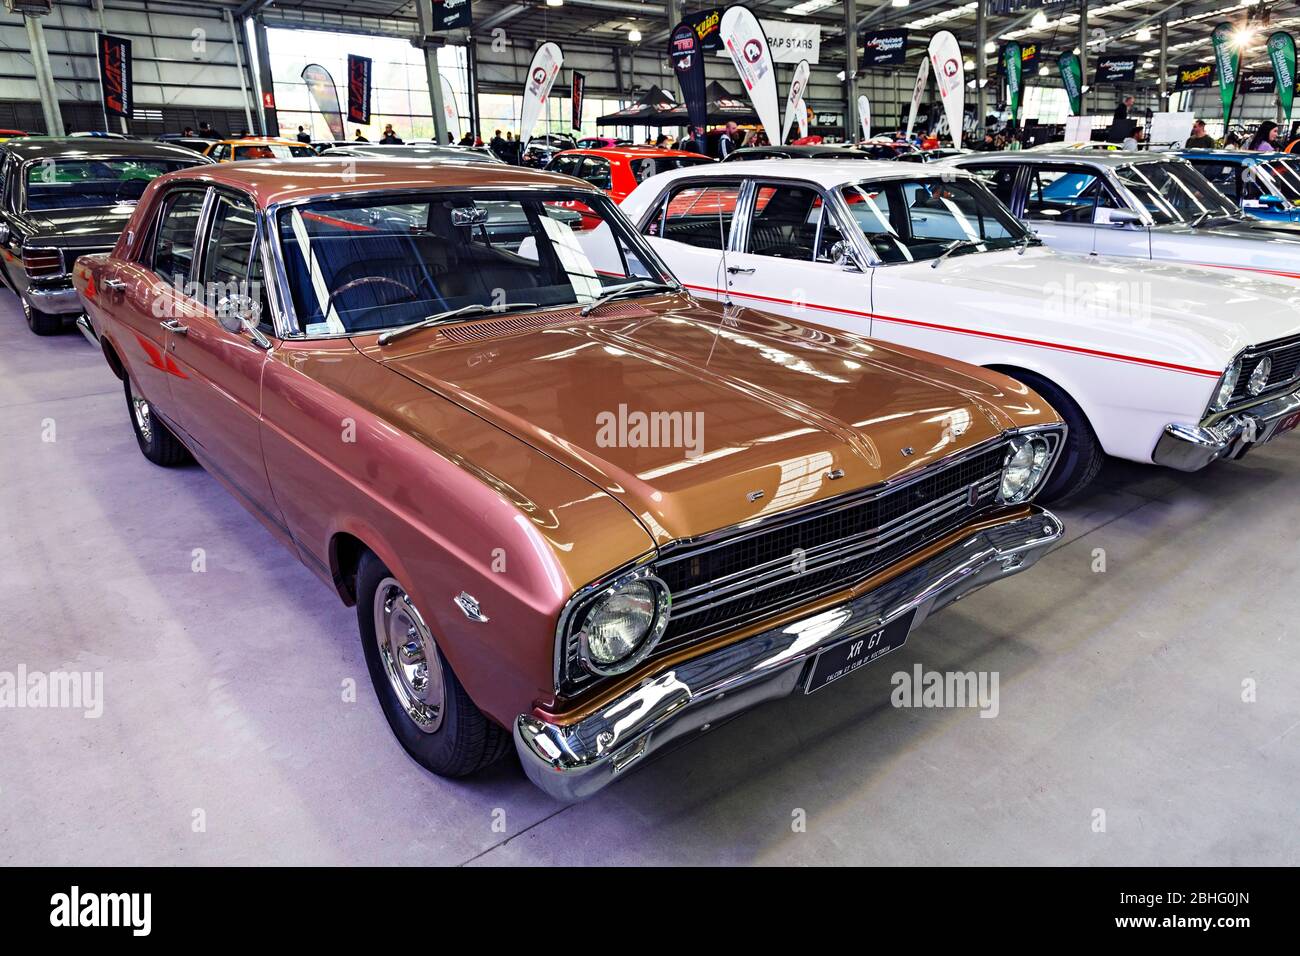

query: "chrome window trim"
(262, 183), (680, 341)
(145, 184), (216, 292)
(551, 421), (1066, 697)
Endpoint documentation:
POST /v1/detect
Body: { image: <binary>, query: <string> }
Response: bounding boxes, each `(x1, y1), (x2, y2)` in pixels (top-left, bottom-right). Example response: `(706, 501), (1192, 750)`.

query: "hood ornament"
(746, 490), (765, 502)
(900, 446), (916, 457)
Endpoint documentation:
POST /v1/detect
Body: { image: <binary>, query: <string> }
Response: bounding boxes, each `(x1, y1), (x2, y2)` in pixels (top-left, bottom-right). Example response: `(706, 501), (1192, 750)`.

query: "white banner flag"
(441, 74), (462, 141)
(782, 59), (810, 144)
(906, 56), (930, 136)
(519, 42), (563, 144)
(857, 94), (870, 141)
(927, 30), (964, 146)
(721, 5), (781, 144)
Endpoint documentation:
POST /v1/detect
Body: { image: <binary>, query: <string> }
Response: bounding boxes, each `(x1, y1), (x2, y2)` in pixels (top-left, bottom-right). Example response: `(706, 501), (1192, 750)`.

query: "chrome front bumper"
(515, 507), (1063, 801)
(23, 282), (82, 316)
(1152, 387), (1300, 472)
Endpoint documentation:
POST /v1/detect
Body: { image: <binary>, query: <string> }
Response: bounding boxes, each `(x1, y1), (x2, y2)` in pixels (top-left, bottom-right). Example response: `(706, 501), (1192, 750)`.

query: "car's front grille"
(1232, 333), (1300, 403)
(558, 438), (1018, 696)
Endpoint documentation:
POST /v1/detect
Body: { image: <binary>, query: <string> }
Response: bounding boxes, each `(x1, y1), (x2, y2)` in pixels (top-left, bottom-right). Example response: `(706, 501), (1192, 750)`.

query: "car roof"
(952, 150), (1170, 167)
(159, 157), (601, 207)
(729, 145), (863, 157)
(1, 136), (205, 162)
(638, 157), (964, 188)
(1179, 148), (1294, 161)
(217, 138), (308, 147)
(559, 146), (709, 160)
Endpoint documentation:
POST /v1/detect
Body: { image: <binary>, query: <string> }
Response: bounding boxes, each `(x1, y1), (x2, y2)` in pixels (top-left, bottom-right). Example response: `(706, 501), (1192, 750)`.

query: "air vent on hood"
(435, 303), (655, 344)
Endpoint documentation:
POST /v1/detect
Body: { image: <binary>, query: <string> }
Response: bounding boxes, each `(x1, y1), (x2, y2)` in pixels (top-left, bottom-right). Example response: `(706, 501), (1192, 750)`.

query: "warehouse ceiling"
(200, 1), (1299, 72)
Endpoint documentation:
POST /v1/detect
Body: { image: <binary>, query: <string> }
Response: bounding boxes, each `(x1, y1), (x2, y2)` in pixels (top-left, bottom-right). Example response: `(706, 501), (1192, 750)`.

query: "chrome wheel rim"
(373, 577), (445, 734)
(131, 391), (153, 443)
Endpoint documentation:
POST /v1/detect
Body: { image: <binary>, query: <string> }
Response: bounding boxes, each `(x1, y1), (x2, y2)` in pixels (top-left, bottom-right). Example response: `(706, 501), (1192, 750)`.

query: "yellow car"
(203, 137), (315, 162)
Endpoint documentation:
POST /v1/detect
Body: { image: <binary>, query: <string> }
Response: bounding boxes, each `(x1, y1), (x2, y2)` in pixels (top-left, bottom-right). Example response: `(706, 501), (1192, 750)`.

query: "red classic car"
(73, 158), (1065, 799)
(546, 146), (714, 228)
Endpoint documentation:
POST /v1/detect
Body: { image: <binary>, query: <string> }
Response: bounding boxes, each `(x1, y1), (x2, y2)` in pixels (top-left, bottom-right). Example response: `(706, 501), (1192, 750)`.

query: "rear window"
(628, 156), (713, 183)
(25, 158), (195, 210)
(232, 144), (314, 160)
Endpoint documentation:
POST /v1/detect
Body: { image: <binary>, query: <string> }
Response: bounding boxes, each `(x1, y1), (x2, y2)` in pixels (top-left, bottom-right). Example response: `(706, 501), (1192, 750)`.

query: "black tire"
(24, 301), (64, 336)
(1011, 370), (1105, 503)
(356, 551), (510, 778)
(123, 376), (192, 466)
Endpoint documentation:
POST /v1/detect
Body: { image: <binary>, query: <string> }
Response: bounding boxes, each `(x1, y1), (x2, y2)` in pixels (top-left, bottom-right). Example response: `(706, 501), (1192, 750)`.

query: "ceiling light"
(628, 28), (642, 42)
(1039, 65), (1049, 76)
(1143, 59), (1154, 69)
(891, 0), (910, 6)
(1073, 46), (1081, 55)
(1031, 11), (1049, 28)
(546, 0), (562, 6)
(964, 59), (974, 70)
(1136, 27), (1151, 42)
(984, 41), (996, 54)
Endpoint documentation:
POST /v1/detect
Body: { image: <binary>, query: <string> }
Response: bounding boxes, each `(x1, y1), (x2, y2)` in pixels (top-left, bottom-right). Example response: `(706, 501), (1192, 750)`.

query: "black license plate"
(804, 609), (916, 694)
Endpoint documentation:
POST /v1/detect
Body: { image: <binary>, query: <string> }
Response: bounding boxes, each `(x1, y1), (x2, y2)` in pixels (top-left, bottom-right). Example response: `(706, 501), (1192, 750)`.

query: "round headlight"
(1212, 360), (1242, 410)
(999, 435), (1053, 504)
(1248, 356), (1272, 396)
(578, 576), (670, 675)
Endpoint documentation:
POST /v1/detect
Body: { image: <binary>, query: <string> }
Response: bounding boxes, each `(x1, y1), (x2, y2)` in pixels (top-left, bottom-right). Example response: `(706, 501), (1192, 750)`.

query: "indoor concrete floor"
(1, 293), (1297, 866)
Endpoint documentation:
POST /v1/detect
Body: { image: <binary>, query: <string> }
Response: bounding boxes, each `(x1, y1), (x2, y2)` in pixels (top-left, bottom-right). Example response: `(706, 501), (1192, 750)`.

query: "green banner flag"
(1211, 22), (1241, 126)
(1003, 41), (1023, 122)
(1056, 51), (1082, 115)
(1268, 30), (1296, 120)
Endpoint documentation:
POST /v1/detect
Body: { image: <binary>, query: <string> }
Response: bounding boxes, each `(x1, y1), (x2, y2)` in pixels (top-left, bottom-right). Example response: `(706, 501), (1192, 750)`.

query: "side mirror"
(216, 293), (272, 348)
(830, 240), (863, 273)
(1100, 208), (1143, 227)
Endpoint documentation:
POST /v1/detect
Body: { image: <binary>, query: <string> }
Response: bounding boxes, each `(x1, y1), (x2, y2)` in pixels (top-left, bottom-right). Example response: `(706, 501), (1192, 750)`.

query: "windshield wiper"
(1186, 210), (1216, 228)
(376, 301), (539, 345)
(930, 238), (982, 269)
(578, 280), (677, 316)
(1013, 235), (1037, 255)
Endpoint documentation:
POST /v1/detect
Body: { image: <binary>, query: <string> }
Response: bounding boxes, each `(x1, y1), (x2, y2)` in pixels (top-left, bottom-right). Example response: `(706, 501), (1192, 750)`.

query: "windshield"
(1255, 157), (1300, 204)
(628, 155), (712, 183)
(276, 189), (667, 335)
(1115, 161), (1239, 224)
(25, 158), (194, 210)
(839, 176), (1028, 264)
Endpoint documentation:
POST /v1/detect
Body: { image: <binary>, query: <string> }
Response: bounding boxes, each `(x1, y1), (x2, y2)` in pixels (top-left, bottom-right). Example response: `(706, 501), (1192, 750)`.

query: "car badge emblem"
(747, 490), (765, 502)
(900, 446), (916, 457)
(825, 468), (845, 480)
(453, 592), (489, 623)
(967, 485), (980, 507)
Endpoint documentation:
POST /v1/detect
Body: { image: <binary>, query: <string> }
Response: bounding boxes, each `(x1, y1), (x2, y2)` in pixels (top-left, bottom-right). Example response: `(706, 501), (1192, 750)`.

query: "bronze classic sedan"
(73, 158), (1066, 799)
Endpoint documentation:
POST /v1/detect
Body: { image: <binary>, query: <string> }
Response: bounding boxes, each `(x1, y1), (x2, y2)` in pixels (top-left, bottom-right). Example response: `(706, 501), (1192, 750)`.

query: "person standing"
(718, 121), (739, 158)
(1109, 94), (1135, 142)
(353, 129), (368, 142)
(489, 129), (507, 159)
(379, 124), (403, 144)
(1185, 119), (1216, 148)
(296, 125), (311, 144)
(1249, 121), (1279, 152)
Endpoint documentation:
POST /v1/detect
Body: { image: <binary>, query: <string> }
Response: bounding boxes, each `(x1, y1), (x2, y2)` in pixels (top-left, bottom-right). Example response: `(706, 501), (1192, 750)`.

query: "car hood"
(929, 247), (1300, 365)
(20, 203), (137, 246)
(357, 293), (1045, 544)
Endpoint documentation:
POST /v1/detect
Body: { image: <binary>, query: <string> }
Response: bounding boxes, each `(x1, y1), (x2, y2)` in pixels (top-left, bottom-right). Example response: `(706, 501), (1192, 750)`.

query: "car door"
(639, 178), (741, 301)
(1019, 163), (1111, 255)
(108, 186), (208, 416)
(164, 187), (283, 528)
(714, 180), (873, 335)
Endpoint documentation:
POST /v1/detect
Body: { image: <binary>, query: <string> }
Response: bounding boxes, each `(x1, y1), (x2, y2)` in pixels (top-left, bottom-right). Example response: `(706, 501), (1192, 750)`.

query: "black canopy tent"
(662, 80), (759, 125)
(596, 86), (679, 127)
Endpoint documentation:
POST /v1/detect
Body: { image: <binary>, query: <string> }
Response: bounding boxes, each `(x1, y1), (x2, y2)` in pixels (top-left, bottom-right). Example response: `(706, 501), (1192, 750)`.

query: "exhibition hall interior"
(1, 0), (1297, 876)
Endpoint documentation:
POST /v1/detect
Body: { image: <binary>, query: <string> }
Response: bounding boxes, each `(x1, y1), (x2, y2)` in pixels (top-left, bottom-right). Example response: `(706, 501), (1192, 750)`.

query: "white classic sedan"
(602, 159), (1300, 500)
(948, 151), (1300, 280)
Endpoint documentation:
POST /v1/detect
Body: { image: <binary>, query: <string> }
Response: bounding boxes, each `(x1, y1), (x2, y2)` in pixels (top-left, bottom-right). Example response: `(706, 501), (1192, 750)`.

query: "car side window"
(1024, 165), (1118, 224)
(200, 191), (271, 332)
(962, 165), (1018, 206)
(152, 190), (207, 287)
(577, 157), (612, 190)
(644, 182), (740, 250)
(1193, 162), (1239, 200)
(552, 155), (579, 177)
(745, 183), (823, 261)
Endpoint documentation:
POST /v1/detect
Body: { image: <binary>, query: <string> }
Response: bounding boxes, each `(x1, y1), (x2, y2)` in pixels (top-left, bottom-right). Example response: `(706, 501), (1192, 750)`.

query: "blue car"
(1177, 149), (1300, 223)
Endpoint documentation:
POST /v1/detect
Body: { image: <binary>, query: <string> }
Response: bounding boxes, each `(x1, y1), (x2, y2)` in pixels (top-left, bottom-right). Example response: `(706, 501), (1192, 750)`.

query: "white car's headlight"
(998, 435), (1054, 504)
(1211, 359), (1242, 411)
(578, 575), (671, 675)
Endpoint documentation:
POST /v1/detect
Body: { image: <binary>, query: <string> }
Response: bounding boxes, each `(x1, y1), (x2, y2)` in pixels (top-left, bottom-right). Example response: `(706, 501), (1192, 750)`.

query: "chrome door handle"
(160, 319), (189, 335)
(103, 278), (126, 292)
(726, 266), (756, 275)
